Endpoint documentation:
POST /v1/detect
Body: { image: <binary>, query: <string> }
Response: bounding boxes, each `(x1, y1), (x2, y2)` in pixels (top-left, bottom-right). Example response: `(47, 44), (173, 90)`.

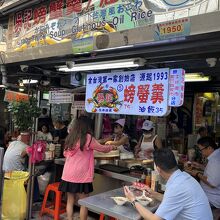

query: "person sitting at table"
(99, 118), (131, 153)
(3, 136), (29, 171)
(197, 126), (208, 141)
(124, 148), (213, 220)
(36, 124), (53, 142)
(185, 136), (220, 209)
(58, 116), (117, 220)
(134, 120), (162, 159)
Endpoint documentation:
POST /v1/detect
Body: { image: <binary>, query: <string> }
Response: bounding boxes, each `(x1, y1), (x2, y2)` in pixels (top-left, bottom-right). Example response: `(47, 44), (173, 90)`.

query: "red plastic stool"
(40, 182), (66, 220)
(99, 213), (116, 220)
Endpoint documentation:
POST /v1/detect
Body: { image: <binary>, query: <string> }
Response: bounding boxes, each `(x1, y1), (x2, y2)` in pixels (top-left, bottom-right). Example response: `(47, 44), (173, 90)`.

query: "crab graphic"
(87, 84), (123, 113)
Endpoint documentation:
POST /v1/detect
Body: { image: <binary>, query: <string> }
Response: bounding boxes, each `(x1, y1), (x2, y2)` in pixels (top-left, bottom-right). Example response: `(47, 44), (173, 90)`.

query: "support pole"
(26, 91), (40, 220)
(94, 114), (103, 139)
(0, 148), (4, 220)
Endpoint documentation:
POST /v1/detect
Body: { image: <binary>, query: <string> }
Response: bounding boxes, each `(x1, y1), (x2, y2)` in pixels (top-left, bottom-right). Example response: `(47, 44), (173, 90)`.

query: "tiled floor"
(32, 211), (98, 220)
(32, 202), (99, 220)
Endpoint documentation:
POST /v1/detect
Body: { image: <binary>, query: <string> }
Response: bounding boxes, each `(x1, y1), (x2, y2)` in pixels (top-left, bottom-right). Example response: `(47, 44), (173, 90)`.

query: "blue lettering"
(88, 77), (93, 84)
(148, 106), (155, 113)
(113, 75), (118, 83)
(119, 75), (124, 82)
(108, 7), (115, 16)
(146, 73), (152, 81)
(103, 76), (107, 83)
(93, 77), (97, 84)
(98, 76), (102, 84)
(117, 5), (124, 13)
(140, 73), (145, 81)
(124, 75), (129, 82)
(139, 106), (146, 112)
(130, 74), (135, 82)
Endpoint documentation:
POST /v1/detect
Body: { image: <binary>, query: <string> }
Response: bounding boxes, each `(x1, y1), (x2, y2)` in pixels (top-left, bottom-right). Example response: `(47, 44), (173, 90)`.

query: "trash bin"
(2, 171), (29, 220)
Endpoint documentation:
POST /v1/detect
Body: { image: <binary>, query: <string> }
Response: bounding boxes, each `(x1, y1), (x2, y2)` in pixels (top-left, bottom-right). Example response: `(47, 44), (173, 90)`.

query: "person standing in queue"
(59, 116), (116, 220)
(134, 120), (162, 159)
(124, 148), (213, 220)
(99, 118), (131, 153)
(185, 136), (220, 209)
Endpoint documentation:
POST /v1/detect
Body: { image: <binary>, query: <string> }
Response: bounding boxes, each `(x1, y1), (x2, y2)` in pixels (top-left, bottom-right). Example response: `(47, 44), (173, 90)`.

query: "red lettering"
(151, 83), (164, 104)
(66, 0), (82, 15)
(14, 12), (23, 34)
(33, 5), (47, 25)
(49, 0), (64, 19)
(23, 9), (32, 30)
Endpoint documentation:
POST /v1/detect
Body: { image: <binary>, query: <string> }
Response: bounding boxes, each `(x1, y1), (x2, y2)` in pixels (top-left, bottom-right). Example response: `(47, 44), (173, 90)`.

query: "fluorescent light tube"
(19, 87), (25, 92)
(22, 79), (38, 84)
(59, 58), (145, 72)
(185, 76), (210, 82)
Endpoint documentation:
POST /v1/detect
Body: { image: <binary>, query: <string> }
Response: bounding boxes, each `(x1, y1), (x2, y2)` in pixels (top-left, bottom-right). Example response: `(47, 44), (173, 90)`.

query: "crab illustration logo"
(87, 84), (123, 113)
(162, 0), (190, 6)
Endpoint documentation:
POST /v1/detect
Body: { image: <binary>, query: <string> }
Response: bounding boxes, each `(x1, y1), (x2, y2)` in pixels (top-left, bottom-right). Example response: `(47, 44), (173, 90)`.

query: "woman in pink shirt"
(59, 116), (115, 220)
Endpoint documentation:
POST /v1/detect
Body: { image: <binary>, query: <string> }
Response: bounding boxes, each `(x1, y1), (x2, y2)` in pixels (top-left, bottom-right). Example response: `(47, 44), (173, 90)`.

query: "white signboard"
(169, 69), (185, 107)
(49, 90), (73, 104)
(85, 69), (170, 116)
(72, 101), (85, 110)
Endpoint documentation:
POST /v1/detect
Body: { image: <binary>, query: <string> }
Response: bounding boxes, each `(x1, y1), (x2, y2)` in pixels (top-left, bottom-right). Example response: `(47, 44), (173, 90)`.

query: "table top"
(78, 188), (160, 220)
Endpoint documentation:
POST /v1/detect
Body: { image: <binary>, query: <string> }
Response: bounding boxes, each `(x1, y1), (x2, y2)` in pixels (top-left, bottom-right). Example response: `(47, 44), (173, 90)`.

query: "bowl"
(111, 197), (128, 206)
(136, 195), (153, 206)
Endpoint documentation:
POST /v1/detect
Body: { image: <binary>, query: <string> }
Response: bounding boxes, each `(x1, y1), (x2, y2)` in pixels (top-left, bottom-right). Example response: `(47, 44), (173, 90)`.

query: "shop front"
(1, 0), (220, 219)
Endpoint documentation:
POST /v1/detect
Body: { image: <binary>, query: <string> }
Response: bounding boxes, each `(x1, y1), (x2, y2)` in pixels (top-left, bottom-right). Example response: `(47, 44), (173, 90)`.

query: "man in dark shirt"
(53, 119), (68, 143)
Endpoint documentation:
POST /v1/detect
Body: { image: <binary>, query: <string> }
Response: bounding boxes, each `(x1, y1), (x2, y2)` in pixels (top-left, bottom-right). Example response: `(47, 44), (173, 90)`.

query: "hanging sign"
(72, 93), (85, 110)
(72, 101), (85, 110)
(195, 95), (203, 127)
(85, 68), (170, 116)
(154, 18), (191, 41)
(4, 90), (29, 102)
(49, 90), (73, 104)
(169, 69), (185, 107)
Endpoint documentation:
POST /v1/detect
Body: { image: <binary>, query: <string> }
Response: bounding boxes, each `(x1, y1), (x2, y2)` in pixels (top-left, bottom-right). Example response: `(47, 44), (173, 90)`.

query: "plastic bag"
(37, 172), (51, 195)
(2, 171), (29, 220)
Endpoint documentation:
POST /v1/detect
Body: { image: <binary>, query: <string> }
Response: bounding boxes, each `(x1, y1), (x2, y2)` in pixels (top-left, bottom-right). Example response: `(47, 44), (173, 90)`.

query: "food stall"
(1, 0), (220, 218)
(53, 68), (185, 198)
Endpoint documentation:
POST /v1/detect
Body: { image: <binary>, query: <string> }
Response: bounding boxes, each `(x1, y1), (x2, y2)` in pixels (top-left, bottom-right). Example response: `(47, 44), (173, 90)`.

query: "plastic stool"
(40, 182), (66, 220)
(99, 213), (116, 220)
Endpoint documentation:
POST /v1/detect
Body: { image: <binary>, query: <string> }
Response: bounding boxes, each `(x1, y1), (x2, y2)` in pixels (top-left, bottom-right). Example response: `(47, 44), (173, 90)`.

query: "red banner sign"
(4, 90), (29, 102)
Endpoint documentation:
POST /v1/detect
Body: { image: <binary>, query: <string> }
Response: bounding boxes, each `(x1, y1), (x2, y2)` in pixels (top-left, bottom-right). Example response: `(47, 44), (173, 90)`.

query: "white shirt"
(156, 170), (213, 220)
(3, 141), (27, 171)
(140, 135), (157, 151)
(37, 131), (53, 142)
(201, 148), (220, 208)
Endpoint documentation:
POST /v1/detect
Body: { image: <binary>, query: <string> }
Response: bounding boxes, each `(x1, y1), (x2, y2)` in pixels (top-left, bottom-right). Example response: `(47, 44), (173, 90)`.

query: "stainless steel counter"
(54, 158), (65, 166)
(54, 158), (140, 183)
(78, 188), (160, 220)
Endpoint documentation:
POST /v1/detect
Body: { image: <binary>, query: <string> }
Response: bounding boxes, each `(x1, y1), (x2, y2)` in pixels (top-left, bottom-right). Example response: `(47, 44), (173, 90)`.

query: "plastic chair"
(99, 213), (116, 220)
(40, 182), (66, 220)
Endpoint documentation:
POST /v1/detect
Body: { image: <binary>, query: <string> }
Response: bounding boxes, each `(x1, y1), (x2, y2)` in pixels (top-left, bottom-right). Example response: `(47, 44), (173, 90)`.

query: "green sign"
(72, 37), (94, 54)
